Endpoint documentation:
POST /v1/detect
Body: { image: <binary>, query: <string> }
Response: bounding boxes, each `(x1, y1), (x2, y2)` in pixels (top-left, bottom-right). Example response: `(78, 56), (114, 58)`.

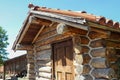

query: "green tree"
(0, 26), (9, 64)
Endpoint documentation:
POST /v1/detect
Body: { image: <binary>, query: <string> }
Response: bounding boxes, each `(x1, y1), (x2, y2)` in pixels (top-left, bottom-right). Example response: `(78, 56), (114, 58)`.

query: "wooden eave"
(12, 11), (88, 50)
(12, 9), (120, 50)
(87, 21), (120, 33)
(4, 54), (27, 64)
(13, 18), (52, 50)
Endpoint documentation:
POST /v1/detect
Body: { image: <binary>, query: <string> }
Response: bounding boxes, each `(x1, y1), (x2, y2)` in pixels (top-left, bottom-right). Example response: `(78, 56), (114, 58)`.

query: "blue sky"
(0, 0), (120, 58)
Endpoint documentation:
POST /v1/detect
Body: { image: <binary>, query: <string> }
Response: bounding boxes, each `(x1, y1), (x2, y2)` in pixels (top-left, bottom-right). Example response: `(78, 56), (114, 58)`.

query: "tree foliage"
(0, 26), (9, 64)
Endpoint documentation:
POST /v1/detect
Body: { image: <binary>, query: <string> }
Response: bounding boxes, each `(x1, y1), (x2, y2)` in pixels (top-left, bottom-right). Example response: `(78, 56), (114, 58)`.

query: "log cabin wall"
(105, 32), (120, 80)
(32, 22), (79, 80)
(26, 21), (120, 80)
(27, 50), (35, 80)
(75, 26), (119, 80)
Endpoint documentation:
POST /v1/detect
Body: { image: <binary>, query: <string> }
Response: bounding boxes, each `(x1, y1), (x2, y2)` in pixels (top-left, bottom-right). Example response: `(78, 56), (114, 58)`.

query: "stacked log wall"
(34, 23), (79, 80)
(73, 27), (118, 80)
(105, 32), (120, 80)
(26, 22), (120, 80)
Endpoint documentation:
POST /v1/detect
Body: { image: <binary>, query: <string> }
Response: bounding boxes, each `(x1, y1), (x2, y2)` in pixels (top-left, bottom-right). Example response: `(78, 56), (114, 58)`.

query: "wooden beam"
(31, 18), (52, 26)
(87, 22), (120, 33)
(31, 13), (88, 30)
(105, 39), (120, 48)
(17, 16), (34, 45)
(16, 44), (33, 50)
(32, 25), (45, 43)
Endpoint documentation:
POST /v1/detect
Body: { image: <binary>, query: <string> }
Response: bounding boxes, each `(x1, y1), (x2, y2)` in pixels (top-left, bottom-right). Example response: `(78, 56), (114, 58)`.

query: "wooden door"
(52, 39), (74, 80)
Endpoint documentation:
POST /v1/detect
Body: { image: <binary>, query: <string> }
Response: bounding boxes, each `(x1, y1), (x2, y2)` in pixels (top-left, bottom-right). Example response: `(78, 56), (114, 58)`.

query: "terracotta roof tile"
(113, 22), (119, 28)
(106, 19), (113, 27)
(28, 4), (120, 29)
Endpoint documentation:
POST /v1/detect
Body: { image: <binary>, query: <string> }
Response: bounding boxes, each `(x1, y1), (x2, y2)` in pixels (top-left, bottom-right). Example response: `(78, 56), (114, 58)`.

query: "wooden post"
(27, 50), (35, 80)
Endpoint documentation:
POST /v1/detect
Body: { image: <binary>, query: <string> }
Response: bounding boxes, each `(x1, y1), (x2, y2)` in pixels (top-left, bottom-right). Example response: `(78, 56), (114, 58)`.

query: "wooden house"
(12, 4), (120, 80)
(4, 54), (27, 79)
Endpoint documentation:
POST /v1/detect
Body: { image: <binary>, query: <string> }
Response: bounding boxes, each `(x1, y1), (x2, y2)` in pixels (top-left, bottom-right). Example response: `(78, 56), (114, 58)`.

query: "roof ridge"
(28, 4), (120, 29)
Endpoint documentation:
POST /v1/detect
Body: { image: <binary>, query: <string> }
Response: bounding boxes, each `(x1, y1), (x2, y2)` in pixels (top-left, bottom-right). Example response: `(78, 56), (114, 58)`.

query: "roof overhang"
(12, 10), (88, 50)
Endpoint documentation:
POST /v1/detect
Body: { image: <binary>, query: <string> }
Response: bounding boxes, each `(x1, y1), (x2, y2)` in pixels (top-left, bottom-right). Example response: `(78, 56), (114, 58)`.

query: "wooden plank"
(105, 39), (120, 48)
(91, 47), (106, 57)
(31, 12), (88, 30)
(87, 22), (120, 33)
(39, 22), (58, 36)
(39, 72), (51, 79)
(90, 39), (105, 48)
(18, 22), (31, 45)
(38, 77), (50, 80)
(39, 66), (51, 73)
(91, 68), (115, 79)
(88, 27), (109, 39)
(16, 44), (33, 50)
(91, 58), (109, 68)
(109, 32), (120, 41)
(31, 17), (52, 26)
(37, 63), (51, 67)
(36, 44), (51, 52)
(32, 25), (45, 43)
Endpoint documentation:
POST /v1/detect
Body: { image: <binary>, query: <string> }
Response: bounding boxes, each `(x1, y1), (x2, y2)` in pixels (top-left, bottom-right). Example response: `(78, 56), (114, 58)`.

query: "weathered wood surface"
(90, 48), (106, 57)
(105, 39), (120, 48)
(37, 77), (51, 80)
(91, 58), (109, 68)
(35, 45), (52, 80)
(87, 22), (120, 33)
(4, 54), (27, 79)
(83, 54), (91, 64)
(39, 67), (51, 72)
(75, 54), (83, 64)
(31, 18), (52, 26)
(88, 27), (109, 39)
(106, 48), (117, 62)
(80, 36), (89, 45)
(83, 75), (93, 80)
(37, 62), (51, 66)
(36, 49), (51, 60)
(91, 68), (115, 79)
(109, 32), (120, 41)
(36, 44), (51, 52)
(39, 72), (51, 79)
(81, 46), (90, 54)
(82, 65), (91, 75)
(90, 39), (106, 48)
(26, 20), (120, 80)
(16, 44), (33, 50)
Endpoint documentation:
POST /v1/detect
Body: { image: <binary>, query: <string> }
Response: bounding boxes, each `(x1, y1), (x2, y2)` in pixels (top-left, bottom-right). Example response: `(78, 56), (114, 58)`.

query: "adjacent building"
(4, 54), (27, 79)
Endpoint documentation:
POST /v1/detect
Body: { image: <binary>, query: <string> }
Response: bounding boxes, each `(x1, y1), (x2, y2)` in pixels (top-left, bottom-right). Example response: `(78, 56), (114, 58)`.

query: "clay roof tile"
(106, 19), (113, 27)
(113, 22), (120, 28)
(28, 4), (120, 29)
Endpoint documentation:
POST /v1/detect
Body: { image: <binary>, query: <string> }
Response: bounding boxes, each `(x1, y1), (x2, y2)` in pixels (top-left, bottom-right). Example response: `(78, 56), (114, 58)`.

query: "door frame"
(51, 37), (74, 80)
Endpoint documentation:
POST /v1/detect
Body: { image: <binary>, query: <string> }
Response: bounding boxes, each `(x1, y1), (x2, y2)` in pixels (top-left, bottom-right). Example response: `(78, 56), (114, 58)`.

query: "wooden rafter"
(87, 22), (120, 33)
(32, 25), (45, 43)
(16, 44), (33, 50)
(18, 23), (31, 45)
